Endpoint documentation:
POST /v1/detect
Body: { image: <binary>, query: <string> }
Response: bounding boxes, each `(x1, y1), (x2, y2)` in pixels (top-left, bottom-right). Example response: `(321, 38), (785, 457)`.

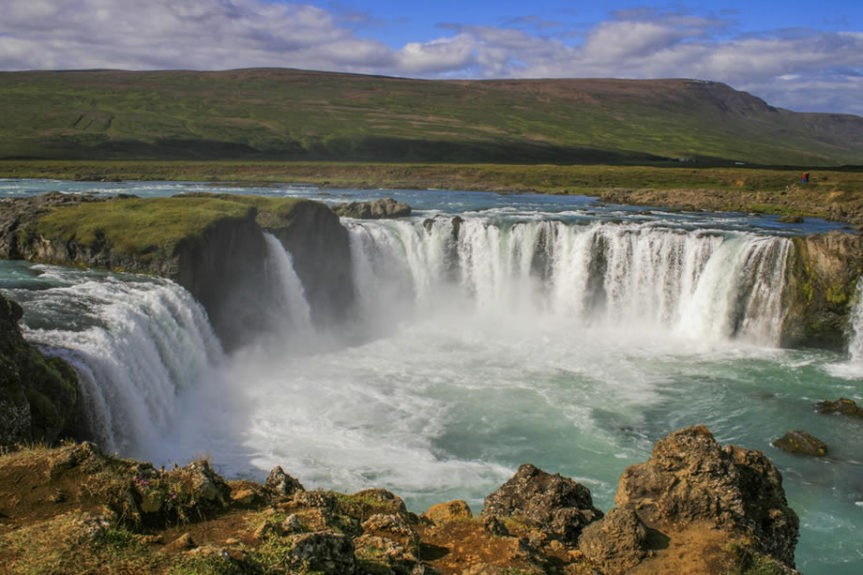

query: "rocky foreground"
(0, 425), (799, 575)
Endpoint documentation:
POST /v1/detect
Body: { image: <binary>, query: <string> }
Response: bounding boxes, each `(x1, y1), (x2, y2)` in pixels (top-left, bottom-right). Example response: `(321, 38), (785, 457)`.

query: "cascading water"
(262, 232), (316, 345)
(347, 217), (793, 346)
(5, 266), (223, 456)
(847, 281), (863, 365)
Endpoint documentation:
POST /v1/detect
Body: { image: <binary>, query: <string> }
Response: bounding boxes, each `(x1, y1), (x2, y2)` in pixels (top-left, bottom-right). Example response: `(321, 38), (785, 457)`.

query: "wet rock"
(288, 531), (356, 574)
(616, 425), (799, 567)
(481, 463), (602, 544)
(578, 508), (648, 574)
(265, 466), (304, 497)
(815, 398), (863, 418)
(773, 430), (828, 457)
(784, 232), (863, 350)
(423, 500), (472, 526)
(333, 197), (411, 219)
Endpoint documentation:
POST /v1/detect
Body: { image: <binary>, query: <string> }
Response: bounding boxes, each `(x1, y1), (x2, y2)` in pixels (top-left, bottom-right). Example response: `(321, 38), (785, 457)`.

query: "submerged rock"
(481, 462), (602, 544)
(815, 398), (863, 418)
(773, 429), (829, 457)
(333, 197), (411, 219)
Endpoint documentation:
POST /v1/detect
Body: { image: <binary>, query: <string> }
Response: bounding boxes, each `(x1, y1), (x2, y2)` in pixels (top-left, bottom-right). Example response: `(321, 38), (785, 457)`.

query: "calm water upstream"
(1, 179), (861, 573)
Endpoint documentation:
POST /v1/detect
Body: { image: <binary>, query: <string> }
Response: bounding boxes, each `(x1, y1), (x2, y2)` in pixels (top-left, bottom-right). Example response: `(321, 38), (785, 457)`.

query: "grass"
(32, 194), (304, 259)
(0, 69), (861, 166)
(3, 160), (862, 194)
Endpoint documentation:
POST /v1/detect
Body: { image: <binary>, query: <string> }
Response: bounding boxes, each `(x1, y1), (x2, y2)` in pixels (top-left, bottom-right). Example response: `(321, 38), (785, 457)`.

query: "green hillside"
(1, 68), (861, 166)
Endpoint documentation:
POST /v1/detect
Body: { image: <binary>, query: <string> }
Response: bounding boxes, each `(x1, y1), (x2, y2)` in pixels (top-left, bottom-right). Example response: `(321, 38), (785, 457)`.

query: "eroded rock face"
(615, 425), (799, 566)
(333, 198), (411, 219)
(784, 232), (863, 350)
(0, 293), (79, 445)
(481, 463), (602, 544)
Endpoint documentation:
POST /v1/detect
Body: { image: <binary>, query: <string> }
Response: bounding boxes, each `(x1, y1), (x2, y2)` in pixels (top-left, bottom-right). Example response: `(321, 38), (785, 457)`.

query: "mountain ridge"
(1, 68), (861, 166)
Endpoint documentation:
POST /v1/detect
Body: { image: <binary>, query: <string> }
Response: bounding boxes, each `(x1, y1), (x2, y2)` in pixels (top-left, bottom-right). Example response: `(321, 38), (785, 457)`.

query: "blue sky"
(2, 1), (861, 114)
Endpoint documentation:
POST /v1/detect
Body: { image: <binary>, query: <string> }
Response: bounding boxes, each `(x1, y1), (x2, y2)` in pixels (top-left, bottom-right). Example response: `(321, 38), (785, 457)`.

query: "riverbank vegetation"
(3, 160), (863, 224)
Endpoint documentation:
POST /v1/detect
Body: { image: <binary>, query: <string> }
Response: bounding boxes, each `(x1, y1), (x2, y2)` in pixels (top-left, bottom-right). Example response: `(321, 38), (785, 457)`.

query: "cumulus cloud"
(0, 0), (860, 114)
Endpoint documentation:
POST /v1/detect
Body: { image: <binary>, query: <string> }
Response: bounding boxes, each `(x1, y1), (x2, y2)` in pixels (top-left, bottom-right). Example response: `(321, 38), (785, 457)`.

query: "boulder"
(481, 463), (602, 544)
(333, 198), (411, 219)
(616, 425), (799, 566)
(772, 430), (828, 456)
(422, 500), (472, 526)
(288, 531), (356, 574)
(815, 398), (863, 418)
(578, 507), (648, 575)
(265, 466), (305, 497)
(187, 459), (232, 509)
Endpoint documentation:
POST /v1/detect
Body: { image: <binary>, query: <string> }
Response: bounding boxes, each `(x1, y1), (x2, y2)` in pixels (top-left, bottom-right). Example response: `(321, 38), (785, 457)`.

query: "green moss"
(33, 194), (309, 261)
(35, 196), (255, 257)
(722, 543), (787, 575)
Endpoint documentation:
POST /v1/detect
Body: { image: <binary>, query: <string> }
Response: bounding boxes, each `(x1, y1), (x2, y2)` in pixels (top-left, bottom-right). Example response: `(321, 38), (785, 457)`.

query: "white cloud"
(0, 0), (860, 115)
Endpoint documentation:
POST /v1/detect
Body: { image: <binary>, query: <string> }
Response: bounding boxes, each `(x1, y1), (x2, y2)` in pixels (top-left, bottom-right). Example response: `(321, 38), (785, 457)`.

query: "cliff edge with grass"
(0, 192), (353, 349)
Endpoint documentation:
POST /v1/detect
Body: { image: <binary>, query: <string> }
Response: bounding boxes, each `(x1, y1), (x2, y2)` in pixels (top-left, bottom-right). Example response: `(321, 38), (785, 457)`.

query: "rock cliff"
(0, 193), (356, 349)
(782, 231), (863, 349)
(0, 292), (79, 445)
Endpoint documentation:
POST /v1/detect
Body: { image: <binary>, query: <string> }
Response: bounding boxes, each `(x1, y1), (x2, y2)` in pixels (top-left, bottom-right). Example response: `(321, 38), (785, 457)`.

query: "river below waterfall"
(1, 179), (861, 573)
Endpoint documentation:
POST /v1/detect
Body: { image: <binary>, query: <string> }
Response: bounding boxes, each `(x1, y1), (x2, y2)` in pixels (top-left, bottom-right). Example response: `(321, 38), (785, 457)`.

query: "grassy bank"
(3, 160), (863, 224)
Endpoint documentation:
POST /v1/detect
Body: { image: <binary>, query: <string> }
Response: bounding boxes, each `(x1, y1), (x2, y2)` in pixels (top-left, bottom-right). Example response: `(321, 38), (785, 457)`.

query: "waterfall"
(17, 274), (223, 455)
(848, 281), (863, 364)
(347, 218), (793, 345)
(263, 232), (315, 341)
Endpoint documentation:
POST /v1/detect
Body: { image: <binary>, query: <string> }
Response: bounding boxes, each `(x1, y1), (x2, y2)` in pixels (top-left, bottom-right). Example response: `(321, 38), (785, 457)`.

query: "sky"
(1, 0), (861, 115)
